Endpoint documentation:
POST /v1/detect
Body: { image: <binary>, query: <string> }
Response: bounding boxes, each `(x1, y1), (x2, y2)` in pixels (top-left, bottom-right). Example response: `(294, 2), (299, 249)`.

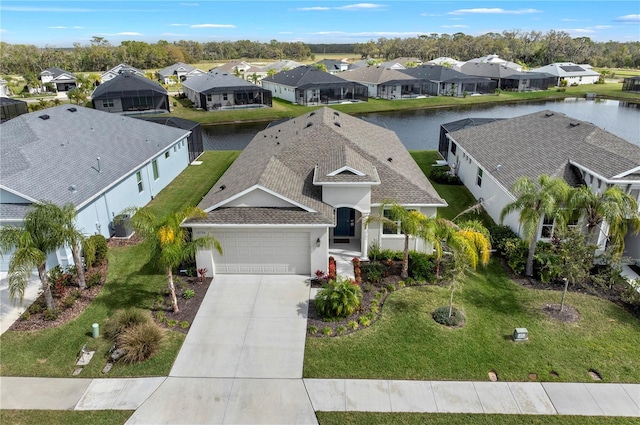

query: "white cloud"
(169, 23), (190, 27)
(615, 14), (640, 23)
(420, 13), (439, 17)
(191, 24), (235, 28)
(592, 25), (613, 30)
(0, 29), (6, 33)
(560, 28), (595, 34)
(48, 25), (84, 29)
(442, 25), (469, 29)
(448, 8), (541, 15)
(297, 3), (385, 12)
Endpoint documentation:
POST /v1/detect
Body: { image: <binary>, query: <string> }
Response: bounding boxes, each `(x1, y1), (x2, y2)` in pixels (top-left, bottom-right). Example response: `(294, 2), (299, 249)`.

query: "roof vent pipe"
(96, 157), (101, 173)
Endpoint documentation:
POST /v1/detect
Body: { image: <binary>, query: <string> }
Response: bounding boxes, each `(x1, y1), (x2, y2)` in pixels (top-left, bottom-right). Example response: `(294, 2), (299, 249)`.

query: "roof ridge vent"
(544, 112), (554, 117)
(38, 114), (50, 120)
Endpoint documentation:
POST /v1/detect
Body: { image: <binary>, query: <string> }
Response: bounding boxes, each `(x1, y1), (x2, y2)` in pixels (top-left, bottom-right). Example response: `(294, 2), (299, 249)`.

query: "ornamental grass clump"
(103, 308), (152, 341)
(314, 276), (362, 319)
(116, 322), (166, 364)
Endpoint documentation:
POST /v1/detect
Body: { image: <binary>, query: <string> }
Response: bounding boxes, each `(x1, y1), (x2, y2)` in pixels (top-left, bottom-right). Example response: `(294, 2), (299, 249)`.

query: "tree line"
(1, 30), (638, 75)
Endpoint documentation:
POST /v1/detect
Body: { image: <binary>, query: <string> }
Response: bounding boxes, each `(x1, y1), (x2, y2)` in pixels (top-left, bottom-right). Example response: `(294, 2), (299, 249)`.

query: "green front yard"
(0, 151), (238, 378)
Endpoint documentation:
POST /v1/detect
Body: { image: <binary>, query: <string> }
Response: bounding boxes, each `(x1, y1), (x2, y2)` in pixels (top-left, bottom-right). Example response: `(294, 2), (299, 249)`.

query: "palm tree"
(364, 203), (439, 279)
(58, 204), (88, 290)
(0, 202), (69, 311)
(568, 185), (640, 257)
(130, 206), (222, 312)
(439, 220), (491, 317)
(500, 175), (571, 277)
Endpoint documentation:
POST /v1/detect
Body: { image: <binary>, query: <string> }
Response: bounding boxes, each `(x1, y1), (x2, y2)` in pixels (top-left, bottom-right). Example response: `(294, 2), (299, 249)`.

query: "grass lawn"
(1, 410), (133, 425)
(304, 260), (640, 382)
(317, 412), (639, 425)
(165, 83), (640, 126)
(0, 151), (234, 378)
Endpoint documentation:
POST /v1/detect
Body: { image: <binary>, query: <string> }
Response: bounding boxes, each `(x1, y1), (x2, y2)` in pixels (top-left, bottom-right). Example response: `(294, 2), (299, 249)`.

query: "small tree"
(130, 206), (222, 312)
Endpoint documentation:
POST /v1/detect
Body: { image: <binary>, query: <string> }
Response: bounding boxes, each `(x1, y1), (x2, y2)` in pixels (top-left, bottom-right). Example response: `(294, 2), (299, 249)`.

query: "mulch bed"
(542, 303), (581, 323)
(152, 276), (212, 334)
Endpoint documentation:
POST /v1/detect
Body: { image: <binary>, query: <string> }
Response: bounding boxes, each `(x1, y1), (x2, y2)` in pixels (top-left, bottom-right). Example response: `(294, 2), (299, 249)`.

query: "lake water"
(202, 98), (640, 151)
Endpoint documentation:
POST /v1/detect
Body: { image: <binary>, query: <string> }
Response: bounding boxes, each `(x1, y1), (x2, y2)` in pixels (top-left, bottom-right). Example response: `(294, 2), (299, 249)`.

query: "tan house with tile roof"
(444, 110), (640, 259)
(340, 66), (425, 99)
(187, 107), (447, 276)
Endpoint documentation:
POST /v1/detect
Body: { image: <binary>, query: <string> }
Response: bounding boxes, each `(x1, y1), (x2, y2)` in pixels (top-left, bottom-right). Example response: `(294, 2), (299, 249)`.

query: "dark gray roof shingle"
(92, 71), (167, 99)
(182, 72), (262, 94)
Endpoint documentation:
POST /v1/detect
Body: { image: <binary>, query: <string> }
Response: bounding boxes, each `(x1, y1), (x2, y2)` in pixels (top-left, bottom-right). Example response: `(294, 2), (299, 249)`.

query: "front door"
(335, 208), (355, 237)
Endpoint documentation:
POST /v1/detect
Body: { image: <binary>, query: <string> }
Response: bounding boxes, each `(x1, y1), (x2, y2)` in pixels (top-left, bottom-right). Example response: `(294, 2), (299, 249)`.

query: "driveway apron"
(127, 275), (317, 425)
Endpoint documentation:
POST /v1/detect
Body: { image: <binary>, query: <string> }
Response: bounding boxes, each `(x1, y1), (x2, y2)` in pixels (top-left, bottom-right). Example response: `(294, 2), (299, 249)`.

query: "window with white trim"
(541, 215), (554, 238)
(450, 142), (457, 155)
(476, 167), (483, 187)
(382, 208), (416, 235)
(152, 160), (159, 180)
(136, 171), (143, 192)
(102, 99), (114, 108)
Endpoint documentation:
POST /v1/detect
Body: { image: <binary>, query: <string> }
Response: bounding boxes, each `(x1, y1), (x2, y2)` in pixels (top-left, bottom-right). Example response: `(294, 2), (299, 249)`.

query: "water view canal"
(202, 98), (640, 151)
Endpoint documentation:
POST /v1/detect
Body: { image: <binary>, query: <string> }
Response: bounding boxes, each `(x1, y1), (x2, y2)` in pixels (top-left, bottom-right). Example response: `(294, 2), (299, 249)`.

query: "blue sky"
(1, 1), (638, 47)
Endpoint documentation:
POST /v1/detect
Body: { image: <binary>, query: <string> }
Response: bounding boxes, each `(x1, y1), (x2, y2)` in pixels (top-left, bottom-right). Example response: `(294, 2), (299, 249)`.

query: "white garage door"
(213, 230), (311, 274)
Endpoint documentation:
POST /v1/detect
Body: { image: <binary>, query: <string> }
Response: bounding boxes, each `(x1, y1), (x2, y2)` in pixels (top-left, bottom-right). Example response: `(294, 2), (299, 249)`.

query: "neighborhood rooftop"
(448, 110), (640, 191)
(0, 105), (190, 216)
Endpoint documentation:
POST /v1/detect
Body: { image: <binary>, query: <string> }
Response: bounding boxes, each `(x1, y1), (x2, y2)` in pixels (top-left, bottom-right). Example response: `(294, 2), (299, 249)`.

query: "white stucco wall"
(322, 186), (371, 212)
(365, 205), (437, 255)
(94, 98), (123, 113)
(262, 81), (296, 103)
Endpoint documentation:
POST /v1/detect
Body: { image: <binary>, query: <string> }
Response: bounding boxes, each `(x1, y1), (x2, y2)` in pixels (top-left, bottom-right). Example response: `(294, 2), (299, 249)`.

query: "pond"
(202, 98), (640, 151)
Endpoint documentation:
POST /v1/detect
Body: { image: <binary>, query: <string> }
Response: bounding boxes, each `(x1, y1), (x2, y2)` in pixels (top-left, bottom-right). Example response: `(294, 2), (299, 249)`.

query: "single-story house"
(426, 57), (465, 68)
(0, 79), (9, 97)
(0, 105), (191, 271)
(182, 72), (272, 111)
(136, 116), (204, 162)
(399, 65), (496, 96)
(157, 62), (206, 84)
(261, 66), (368, 105)
(101, 63), (145, 83)
(263, 60), (303, 74)
(462, 54), (522, 72)
(0, 97), (28, 123)
(315, 59), (350, 74)
(443, 110), (640, 258)
(212, 61), (266, 80)
(458, 63), (553, 92)
(392, 57), (423, 67)
(438, 118), (504, 160)
(186, 107), (447, 276)
(39, 67), (77, 92)
(339, 66), (424, 99)
(622, 76), (640, 93)
(532, 63), (600, 86)
(91, 71), (170, 114)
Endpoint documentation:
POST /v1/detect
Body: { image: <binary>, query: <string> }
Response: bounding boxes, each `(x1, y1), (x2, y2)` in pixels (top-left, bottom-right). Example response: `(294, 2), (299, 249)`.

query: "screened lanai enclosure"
(622, 76), (640, 92)
(295, 82), (368, 105)
(199, 86), (272, 110)
(91, 71), (170, 114)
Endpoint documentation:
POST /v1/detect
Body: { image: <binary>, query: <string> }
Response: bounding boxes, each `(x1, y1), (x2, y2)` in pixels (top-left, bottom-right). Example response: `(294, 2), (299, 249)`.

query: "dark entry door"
(335, 208), (355, 237)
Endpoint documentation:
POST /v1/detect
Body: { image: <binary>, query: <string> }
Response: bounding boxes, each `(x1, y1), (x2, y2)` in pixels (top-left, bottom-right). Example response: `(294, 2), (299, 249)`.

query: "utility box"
(513, 327), (529, 342)
(113, 214), (133, 238)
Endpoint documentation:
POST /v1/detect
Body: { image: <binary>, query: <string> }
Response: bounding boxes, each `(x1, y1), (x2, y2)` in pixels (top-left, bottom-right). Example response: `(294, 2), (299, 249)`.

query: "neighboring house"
(0, 97), (28, 123)
(136, 116), (204, 163)
(315, 59), (350, 74)
(378, 61), (406, 70)
(340, 66), (424, 99)
(91, 71), (170, 114)
(182, 72), (272, 110)
(39, 67), (77, 91)
(458, 63), (552, 92)
(399, 65), (496, 96)
(622, 76), (640, 93)
(212, 60), (265, 80)
(443, 110), (640, 258)
(438, 118), (503, 160)
(392, 57), (423, 67)
(261, 66), (368, 105)
(463, 54), (522, 72)
(101, 63), (145, 83)
(186, 107), (446, 276)
(426, 57), (465, 68)
(263, 60), (303, 74)
(0, 105), (191, 271)
(0, 79), (9, 97)
(157, 62), (206, 84)
(532, 63), (600, 86)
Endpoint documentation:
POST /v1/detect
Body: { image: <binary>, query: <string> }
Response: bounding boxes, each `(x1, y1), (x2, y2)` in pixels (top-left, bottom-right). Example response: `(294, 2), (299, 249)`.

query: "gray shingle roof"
(261, 66), (353, 88)
(313, 145), (380, 184)
(0, 105), (189, 215)
(448, 110), (640, 191)
(194, 107), (446, 225)
(157, 62), (197, 77)
(400, 65), (490, 83)
(182, 72), (261, 94)
(41, 67), (75, 79)
(92, 71), (167, 99)
(340, 66), (418, 85)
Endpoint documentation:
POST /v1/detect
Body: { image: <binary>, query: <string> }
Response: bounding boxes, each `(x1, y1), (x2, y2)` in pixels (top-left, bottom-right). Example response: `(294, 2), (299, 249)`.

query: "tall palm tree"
(130, 206), (222, 312)
(500, 175), (571, 277)
(364, 203), (439, 279)
(58, 204), (88, 290)
(568, 185), (640, 257)
(0, 202), (69, 311)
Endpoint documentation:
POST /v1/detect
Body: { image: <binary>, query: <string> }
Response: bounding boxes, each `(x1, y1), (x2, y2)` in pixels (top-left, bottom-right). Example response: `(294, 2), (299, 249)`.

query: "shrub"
(314, 276), (363, 319)
(386, 283), (396, 292)
(503, 238), (528, 275)
(429, 168), (463, 185)
(182, 289), (195, 299)
(103, 308), (152, 341)
(362, 262), (385, 283)
(347, 320), (359, 330)
(397, 280), (406, 288)
(84, 234), (108, 268)
(167, 320), (178, 327)
(359, 316), (371, 327)
(321, 326), (332, 336)
(489, 225), (520, 256)
(368, 242), (382, 261)
(404, 277), (416, 286)
(85, 271), (102, 288)
(336, 325), (346, 335)
(180, 321), (190, 329)
(28, 300), (45, 315)
(116, 322), (165, 364)
(44, 308), (59, 321)
(308, 325), (319, 334)
(155, 311), (166, 323)
(432, 306), (464, 327)
(408, 251), (436, 281)
(370, 304), (379, 314)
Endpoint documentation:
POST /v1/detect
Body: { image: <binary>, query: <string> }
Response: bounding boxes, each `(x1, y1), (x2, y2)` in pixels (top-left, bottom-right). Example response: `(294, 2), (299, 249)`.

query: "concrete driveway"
(1, 271), (42, 335)
(127, 275), (317, 424)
